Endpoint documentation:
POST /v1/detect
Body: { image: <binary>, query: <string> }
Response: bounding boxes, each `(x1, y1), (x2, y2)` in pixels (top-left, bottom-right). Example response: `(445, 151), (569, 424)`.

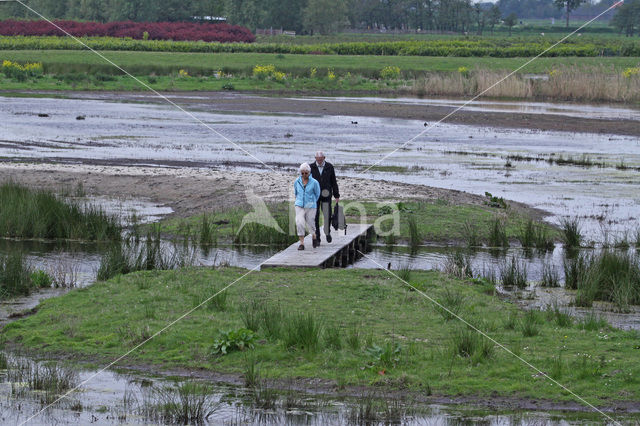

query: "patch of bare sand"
(0, 162), (544, 220)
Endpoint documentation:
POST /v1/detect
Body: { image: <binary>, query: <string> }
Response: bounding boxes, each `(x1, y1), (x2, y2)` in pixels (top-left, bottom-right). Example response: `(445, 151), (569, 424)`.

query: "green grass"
(156, 200), (557, 246)
(1, 50), (639, 81)
(2, 267), (639, 404)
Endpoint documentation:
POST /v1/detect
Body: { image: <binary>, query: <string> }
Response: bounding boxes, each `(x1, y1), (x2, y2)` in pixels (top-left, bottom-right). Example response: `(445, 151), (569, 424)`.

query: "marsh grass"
(199, 213), (216, 246)
(544, 303), (573, 327)
(406, 214), (422, 250)
(442, 250), (473, 279)
(519, 219), (555, 251)
(284, 312), (323, 352)
(324, 325), (343, 350)
(540, 262), (560, 287)
(97, 234), (195, 281)
(243, 355), (261, 388)
(8, 358), (78, 403)
(146, 382), (218, 424)
(461, 220), (481, 247)
(499, 256), (528, 289)
(0, 251), (35, 299)
(205, 288), (228, 311)
(346, 326), (361, 351)
(240, 299), (261, 332)
(438, 288), (466, 321)
(260, 303), (285, 340)
(488, 217), (509, 248)
(572, 250), (640, 310)
(0, 181), (121, 241)
(234, 213), (296, 246)
(397, 262), (413, 282)
(578, 312), (609, 331)
(520, 310), (541, 337)
(450, 327), (493, 363)
(561, 217), (582, 248)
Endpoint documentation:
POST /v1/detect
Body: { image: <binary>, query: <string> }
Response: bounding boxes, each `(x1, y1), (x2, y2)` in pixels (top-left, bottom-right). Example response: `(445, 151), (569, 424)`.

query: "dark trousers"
(314, 199), (332, 239)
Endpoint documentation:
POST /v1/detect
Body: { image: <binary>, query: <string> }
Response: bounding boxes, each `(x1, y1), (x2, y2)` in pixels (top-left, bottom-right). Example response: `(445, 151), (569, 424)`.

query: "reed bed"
(0, 182), (121, 241)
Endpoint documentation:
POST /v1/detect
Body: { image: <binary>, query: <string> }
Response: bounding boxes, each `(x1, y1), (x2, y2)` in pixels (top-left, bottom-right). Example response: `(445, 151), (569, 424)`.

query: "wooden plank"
(261, 224), (373, 269)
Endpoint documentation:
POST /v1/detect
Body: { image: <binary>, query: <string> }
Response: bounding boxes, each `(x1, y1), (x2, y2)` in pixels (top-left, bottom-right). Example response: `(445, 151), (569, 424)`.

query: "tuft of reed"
(438, 287), (466, 321)
(146, 382), (218, 424)
(540, 262), (560, 287)
(324, 325), (343, 350)
(571, 250), (640, 310)
(544, 303), (573, 328)
(97, 233), (194, 281)
(461, 220), (481, 247)
(578, 312), (608, 331)
(283, 311), (323, 353)
(499, 256), (528, 289)
(0, 181), (121, 241)
(488, 217), (509, 248)
(561, 217), (582, 248)
(240, 299), (261, 332)
(518, 219), (555, 251)
(234, 213), (296, 246)
(450, 327), (493, 363)
(0, 251), (35, 299)
(346, 326), (361, 351)
(442, 250), (473, 279)
(406, 214), (422, 250)
(396, 262), (413, 282)
(199, 213), (217, 246)
(520, 310), (541, 337)
(243, 355), (261, 388)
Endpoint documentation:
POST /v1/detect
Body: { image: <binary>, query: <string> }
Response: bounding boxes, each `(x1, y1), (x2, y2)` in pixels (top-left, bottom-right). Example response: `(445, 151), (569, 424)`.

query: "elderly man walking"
(310, 151), (340, 244)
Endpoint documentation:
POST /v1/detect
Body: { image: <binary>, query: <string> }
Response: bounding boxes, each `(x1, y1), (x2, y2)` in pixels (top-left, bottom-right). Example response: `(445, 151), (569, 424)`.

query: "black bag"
(331, 203), (347, 234)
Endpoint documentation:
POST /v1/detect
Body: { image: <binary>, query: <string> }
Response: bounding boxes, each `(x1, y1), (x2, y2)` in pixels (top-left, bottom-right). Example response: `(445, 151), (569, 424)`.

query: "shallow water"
(0, 352), (635, 425)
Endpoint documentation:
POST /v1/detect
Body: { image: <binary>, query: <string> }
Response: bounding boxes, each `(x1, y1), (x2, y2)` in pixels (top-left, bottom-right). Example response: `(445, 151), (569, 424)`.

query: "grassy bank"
(2, 50), (639, 76)
(0, 182), (121, 241)
(2, 50), (639, 102)
(1, 267), (638, 405)
(156, 199), (557, 248)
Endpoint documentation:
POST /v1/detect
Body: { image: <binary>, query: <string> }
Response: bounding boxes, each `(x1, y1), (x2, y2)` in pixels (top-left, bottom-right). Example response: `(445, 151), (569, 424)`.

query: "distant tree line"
(0, 0), (632, 35)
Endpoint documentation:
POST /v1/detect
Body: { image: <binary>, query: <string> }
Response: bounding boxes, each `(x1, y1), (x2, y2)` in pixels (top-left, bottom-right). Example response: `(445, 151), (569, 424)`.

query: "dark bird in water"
(424, 122), (428, 126)
(76, 115), (86, 120)
(351, 121), (358, 125)
(387, 262), (392, 270)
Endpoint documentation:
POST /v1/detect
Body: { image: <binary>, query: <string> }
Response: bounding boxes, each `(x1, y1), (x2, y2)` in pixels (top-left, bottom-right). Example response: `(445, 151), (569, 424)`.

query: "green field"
(2, 50), (639, 76)
(2, 266), (638, 406)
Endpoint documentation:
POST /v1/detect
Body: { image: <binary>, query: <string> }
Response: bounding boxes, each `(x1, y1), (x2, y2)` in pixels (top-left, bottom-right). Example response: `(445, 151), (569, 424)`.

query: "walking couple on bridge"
(293, 151), (340, 251)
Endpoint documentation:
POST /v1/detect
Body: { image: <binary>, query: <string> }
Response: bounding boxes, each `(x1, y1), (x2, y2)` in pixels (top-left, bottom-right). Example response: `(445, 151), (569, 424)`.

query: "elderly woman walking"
(294, 162), (320, 250)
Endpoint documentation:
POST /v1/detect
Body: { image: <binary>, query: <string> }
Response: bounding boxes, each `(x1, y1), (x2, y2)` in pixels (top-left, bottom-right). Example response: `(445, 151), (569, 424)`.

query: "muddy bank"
(9, 90), (639, 137)
(0, 162), (547, 221)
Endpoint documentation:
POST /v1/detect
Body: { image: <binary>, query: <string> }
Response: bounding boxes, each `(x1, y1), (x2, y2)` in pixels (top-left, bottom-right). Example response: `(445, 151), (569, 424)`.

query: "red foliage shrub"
(0, 19), (255, 43)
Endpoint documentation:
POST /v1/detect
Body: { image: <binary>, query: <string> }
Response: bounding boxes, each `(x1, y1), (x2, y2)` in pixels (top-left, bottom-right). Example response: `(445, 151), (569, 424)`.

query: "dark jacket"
(310, 161), (340, 202)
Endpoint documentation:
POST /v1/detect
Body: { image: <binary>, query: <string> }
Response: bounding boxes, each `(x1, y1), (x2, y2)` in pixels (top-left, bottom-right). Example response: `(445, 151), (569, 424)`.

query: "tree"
(487, 4), (501, 34)
(303, 0), (348, 34)
(225, 0), (265, 30)
(554, 0), (584, 28)
(473, 4), (486, 35)
(504, 12), (517, 35)
(610, 0), (640, 36)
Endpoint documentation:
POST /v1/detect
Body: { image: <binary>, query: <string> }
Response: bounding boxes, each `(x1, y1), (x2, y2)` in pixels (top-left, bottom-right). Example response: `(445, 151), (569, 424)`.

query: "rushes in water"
(461, 220), (481, 247)
(499, 256), (528, 289)
(561, 217), (582, 248)
(0, 252), (35, 299)
(488, 217), (509, 248)
(0, 181), (121, 241)
(442, 250), (473, 279)
(540, 262), (560, 287)
(519, 219), (554, 251)
(406, 214), (422, 250)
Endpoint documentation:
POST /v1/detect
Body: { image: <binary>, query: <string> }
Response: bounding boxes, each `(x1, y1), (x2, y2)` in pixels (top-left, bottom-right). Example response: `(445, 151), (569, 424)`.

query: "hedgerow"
(0, 19), (254, 43)
(0, 35), (638, 57)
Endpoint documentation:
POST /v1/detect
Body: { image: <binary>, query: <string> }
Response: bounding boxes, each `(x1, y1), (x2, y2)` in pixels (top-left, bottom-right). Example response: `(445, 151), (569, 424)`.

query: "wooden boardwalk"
(261, 224), (375, 269)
